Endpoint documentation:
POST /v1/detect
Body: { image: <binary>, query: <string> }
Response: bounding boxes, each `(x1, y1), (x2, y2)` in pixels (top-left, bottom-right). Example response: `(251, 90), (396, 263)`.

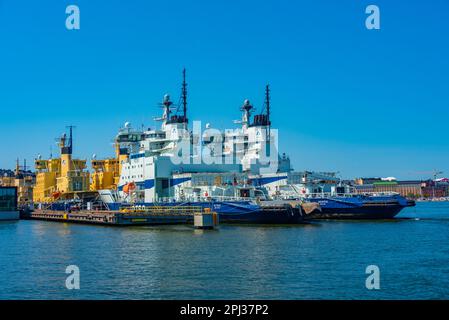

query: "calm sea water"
(1, 202), (449, 300)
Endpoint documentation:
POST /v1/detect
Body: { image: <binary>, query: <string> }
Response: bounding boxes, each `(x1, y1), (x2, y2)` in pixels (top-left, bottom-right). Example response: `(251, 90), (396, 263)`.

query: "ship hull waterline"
(303, 197), (416, 220)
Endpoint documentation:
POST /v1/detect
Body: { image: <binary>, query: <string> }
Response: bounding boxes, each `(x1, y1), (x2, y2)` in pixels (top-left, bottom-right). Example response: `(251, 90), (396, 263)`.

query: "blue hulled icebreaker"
(98, 70), (414, 221)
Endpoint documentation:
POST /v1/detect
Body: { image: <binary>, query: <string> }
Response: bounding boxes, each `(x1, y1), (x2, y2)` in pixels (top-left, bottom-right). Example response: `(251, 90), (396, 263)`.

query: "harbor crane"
(413, 170), (443, 181)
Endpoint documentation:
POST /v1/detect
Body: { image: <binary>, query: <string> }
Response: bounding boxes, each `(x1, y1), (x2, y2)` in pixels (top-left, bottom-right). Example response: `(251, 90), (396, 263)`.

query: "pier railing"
(120, 205), (206, 215)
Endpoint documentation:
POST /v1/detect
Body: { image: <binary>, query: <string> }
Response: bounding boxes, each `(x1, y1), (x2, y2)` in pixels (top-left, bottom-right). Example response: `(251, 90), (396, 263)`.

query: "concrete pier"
(25, 206), (214, 226)
(193, 209), (219, 229)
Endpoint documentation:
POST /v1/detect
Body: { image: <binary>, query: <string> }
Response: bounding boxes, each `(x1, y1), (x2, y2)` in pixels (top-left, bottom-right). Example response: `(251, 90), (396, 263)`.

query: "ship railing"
(173, 195), (257, 202)
(299, 191), (400, 198)
(199, 196), (257, 202)
(120, 205), (205, 215)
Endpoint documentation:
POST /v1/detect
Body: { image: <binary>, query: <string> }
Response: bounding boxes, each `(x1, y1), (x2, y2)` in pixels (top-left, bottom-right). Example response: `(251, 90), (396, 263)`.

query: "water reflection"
(0, 202), (449, 299)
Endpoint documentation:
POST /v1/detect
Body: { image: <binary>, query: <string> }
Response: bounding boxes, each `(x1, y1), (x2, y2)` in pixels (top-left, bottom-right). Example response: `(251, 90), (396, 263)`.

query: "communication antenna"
(182, 68), (188, 123)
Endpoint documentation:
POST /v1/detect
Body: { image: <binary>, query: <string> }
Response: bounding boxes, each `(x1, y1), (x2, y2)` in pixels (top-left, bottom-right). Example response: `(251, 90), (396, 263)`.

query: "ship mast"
(59, 125), (75, 155)
(66, 125), (74, 154)
(265, 84), (271, 142)
(182, 68), (188, 128)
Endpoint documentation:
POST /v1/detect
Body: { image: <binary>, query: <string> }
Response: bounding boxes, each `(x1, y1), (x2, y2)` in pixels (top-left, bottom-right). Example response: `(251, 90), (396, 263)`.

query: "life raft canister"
(52, 191), (61, 199)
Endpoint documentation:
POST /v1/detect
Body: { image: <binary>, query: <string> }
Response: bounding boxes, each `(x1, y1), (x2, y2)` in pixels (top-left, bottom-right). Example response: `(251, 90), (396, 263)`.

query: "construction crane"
(412, 170), (443, 180)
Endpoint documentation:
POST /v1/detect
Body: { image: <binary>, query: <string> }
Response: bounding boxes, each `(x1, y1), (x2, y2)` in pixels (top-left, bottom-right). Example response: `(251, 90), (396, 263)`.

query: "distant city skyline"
(1, 0), (448, 180)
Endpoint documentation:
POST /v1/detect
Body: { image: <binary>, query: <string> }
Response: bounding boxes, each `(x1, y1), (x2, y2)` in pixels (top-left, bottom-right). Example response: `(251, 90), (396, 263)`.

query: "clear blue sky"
(1, 0), (448, 179)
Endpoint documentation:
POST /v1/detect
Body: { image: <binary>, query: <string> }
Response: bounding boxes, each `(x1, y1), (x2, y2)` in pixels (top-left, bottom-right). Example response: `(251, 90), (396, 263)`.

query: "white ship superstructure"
(110, 71), (294, 205)
(248, 171), (347, 200)
(222, 86), (291, 174)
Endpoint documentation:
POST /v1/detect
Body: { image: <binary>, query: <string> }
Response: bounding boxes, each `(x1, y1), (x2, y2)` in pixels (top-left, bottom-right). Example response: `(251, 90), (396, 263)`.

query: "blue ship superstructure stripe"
(119, 178), (190, 191)
(144, 179), (155, 189)
(252, 176), (288, 186)
(170, 177), (191, 187)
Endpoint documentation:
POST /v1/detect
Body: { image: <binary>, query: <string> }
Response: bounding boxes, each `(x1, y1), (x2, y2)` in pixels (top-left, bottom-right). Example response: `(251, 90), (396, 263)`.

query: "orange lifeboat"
(123, 182), (136, 195)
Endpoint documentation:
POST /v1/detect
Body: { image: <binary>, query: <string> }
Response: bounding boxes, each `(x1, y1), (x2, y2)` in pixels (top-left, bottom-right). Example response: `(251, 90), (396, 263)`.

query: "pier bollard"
(194, 209), (219, 229)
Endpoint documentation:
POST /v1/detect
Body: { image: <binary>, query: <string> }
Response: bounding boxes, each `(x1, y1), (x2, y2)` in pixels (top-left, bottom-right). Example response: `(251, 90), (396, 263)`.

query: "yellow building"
(0, 175), (15, 187)
(14, 160), (35, 204)
(33, 127), (90, 203)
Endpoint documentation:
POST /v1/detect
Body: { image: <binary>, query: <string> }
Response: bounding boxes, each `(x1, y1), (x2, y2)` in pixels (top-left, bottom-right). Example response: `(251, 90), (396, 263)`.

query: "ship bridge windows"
(239, 189), (250, 198)
(130, 153), (145, 160)
(336, 186), (345, 194)
(72, 181), (83, 191)
(146, 133), (166, 139)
